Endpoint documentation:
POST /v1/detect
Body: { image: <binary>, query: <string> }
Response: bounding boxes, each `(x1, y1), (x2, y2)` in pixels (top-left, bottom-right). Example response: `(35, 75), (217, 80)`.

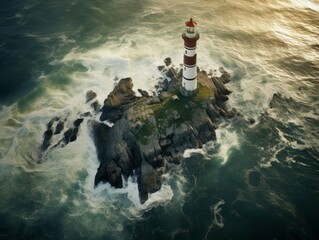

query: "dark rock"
(212, 77), (232, 95)
(100, 107), (123, 123)
(47, 65), (236, 204)
(73, 118), (84, 127)
(148, 97), (161, 105)
(158, 65), (165, 71)
(100, 78), (137, 122)
(63, 128), (79, 145)
(166, 67), (177, 79)
(70, 128), (79, 142)
(103, 78), (136, 109)
(41, 129), (53, 151)
(269, 93), (282, 108)
(54, 120), (65, 135)
(95, 161), (123, 188)
(218, 108), (235, 119)
(46, 117), (59, 129)
(216, 92), (229, 107)
(86, 90), (97, 103)
(164, 57), (172, 66)
(63, 129), (73, 144)
(89, 119), (139, 185)
(90, 100), (101, 113)
(158, 92), (171, 101)
(138, 89), (150, 98)
(248, 117), (256, 125)
(138, 160), (163, 204)
(151, 155), (165, 168)
(80, 112), (92, 117)
(206, 104), (221, 122)
(220, 71), (231, 84)
(159, 138), (172, 149)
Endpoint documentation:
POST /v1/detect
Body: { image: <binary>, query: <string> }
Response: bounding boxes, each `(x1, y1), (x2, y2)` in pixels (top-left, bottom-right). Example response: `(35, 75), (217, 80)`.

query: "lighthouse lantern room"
(181, 18), (200, 97)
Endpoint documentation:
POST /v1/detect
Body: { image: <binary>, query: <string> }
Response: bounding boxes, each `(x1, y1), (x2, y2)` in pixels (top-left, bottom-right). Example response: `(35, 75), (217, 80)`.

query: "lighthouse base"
(180, 86), (199, 97)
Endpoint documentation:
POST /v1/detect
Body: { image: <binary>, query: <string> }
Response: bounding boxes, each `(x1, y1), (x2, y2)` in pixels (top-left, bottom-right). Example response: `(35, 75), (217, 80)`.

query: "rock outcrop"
(38, 59), (240, 204)
(88, 60), (239, 203)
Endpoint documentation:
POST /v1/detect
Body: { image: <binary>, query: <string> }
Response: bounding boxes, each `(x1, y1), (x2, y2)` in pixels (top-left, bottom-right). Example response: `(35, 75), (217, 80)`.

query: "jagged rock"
(248, 117), (256, 125)
(100, 78), (137, 122)
(89, 119), (140, 186)
(63, 128), (79, 144)
(212, 77), (232, 95)
(216, 91), (229, 107)
(73, 118), (84, 127)
(54, 120), (65, 135)
(269, 93), (282, 108)
(164, 57), (172, 66)
(159, 92), (171, 101)
(148, 97), (161, 105)
(206, 104), (221, 122)
(80, 112), (91, 117)
(104, 78), (136, 108)
(41, 129), (53, 151)
(95, 160), (123, 188)
(159, 138), (172, 148)
(192, 109), (217, 143)
(90, 100), (101, 113)
(86, 90), (97, 103)
(166, 67), (177, 79)
(220, 71), (231, 84)
(138, 89), (150, 98)
(158, 65), (165, 71)
(46, 117), (59, 129)
(41, 61), (236, 203)
(138, 160), (163, 204)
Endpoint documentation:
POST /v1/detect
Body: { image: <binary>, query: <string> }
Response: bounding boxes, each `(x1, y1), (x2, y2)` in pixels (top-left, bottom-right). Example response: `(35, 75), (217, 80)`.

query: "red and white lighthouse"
(181, 18), (200, 96)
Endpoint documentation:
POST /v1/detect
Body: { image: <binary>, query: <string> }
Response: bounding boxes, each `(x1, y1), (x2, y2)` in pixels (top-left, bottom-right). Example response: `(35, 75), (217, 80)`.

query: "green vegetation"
(135, 119), (155, 145)
(134, 83), (214, 144)
(154, 84), (213, 134)
(194, 84), (214, 103)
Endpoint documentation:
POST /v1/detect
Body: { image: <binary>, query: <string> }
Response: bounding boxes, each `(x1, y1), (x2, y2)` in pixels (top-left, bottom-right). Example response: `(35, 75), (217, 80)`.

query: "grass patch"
(195, 84), (214, 102)
(135, 84), (214, 141)
(135, 120), (155, 145)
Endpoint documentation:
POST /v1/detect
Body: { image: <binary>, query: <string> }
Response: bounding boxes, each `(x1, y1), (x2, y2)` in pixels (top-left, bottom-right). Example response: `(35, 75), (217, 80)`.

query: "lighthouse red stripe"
(183, 40), (197, 48)
(184, 54), (197, 66)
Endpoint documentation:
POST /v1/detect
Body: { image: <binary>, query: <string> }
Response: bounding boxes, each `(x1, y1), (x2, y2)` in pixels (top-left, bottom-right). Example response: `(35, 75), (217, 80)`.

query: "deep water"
(0, 0), (319, 239)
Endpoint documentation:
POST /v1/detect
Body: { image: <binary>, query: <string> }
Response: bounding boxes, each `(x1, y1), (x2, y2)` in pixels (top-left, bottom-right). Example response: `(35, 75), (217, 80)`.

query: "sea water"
(0, 0), (318, 239)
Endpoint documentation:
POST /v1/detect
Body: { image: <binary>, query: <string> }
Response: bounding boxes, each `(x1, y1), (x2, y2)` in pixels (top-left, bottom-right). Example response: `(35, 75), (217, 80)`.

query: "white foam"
(211, 199), (226, 228)
(183, 148), (206, 158)
(215, 126), (240, 165)
(82, 169), (174, 219)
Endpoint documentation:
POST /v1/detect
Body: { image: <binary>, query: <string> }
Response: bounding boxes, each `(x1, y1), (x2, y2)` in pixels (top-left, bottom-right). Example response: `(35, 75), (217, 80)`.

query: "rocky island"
(87, 59), (236, 203)
(38, 18), (244, 203)
(38, 57), (240, 203)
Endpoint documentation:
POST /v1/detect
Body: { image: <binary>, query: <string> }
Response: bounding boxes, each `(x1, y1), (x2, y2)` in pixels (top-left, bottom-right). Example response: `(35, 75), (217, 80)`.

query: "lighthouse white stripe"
(184, 63), (196, 68)
(183, 76), (196, 81)
(184, 46), (196, 50)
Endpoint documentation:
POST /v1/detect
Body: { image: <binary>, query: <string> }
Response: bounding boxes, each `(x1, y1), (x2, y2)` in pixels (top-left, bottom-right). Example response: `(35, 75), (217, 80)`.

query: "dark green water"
(0, 0), (318, 239)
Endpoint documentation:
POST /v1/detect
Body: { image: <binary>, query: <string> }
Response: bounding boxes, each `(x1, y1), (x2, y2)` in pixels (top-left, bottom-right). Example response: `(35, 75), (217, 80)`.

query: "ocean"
(0, 0), (318, 239)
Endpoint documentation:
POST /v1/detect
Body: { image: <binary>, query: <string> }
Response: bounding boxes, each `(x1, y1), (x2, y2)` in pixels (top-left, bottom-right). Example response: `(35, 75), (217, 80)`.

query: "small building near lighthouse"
(180, 18), (200, 97)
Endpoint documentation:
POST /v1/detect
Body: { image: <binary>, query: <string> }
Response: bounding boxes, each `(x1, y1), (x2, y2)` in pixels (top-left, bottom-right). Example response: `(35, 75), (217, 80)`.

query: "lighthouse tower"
(180, 18), (200, 97)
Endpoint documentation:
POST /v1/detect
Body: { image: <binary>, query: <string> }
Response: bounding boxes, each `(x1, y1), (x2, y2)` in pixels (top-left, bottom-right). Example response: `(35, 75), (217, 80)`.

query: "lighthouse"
(180, 18), (200, 97)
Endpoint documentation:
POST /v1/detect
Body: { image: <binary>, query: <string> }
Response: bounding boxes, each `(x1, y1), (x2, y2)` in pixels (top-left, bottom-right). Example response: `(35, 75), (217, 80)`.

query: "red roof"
(185, 18), (197, 27)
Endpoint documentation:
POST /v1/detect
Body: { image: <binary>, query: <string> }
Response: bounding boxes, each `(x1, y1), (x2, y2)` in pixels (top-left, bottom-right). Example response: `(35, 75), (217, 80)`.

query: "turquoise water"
(0, 0), (318, 239)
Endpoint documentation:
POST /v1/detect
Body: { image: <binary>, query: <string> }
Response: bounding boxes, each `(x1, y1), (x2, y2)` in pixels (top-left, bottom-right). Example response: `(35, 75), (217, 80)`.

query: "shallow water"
(0, 0), (319, 239)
